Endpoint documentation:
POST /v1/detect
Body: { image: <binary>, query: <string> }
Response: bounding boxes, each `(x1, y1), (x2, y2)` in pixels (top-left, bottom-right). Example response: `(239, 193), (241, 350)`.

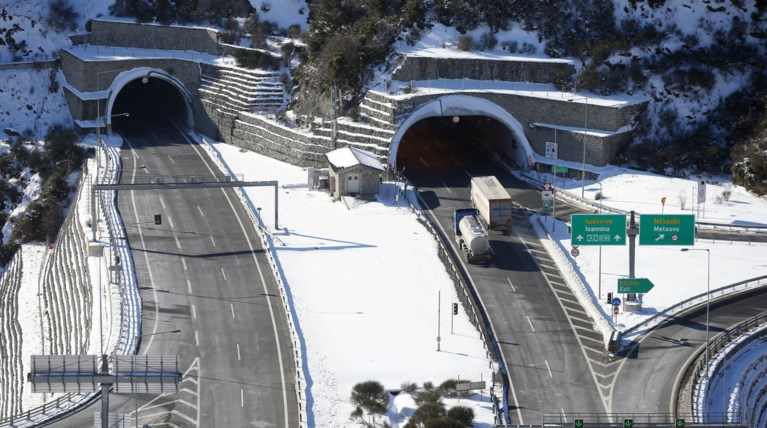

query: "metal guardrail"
(400, 179), (508, 426)
(541, 412), (742, 427)
(690, 310), (767, 424)
(197, 137), (310, 427)
(621, 275), (767, 340)
(520, 172), (767, 234)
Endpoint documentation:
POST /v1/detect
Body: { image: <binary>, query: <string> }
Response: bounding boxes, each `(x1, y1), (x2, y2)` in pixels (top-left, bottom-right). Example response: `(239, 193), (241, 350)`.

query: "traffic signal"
(606, 292), (613, 304)
(573, 419), (583, 428)
(675, 419), (685, 427)
(452, 303), (458, 315)
(154, 214), (162, 225)
(623, 419), (633, 428)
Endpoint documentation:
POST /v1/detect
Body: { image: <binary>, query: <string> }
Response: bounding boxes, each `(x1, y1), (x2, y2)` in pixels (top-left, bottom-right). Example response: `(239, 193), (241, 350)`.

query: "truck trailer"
(470, 175), (512, 232)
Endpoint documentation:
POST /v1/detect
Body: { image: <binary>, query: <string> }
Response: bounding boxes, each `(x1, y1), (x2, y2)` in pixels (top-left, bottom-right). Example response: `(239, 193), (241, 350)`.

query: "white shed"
(325, 146), (385, 200)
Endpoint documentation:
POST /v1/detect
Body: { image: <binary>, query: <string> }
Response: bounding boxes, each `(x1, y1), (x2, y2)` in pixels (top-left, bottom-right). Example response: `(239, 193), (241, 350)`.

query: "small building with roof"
(325, 146), (385, 200)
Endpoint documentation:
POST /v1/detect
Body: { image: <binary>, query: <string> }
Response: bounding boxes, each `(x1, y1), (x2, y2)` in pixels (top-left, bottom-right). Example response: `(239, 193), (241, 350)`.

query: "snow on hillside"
(0, 68), (71, 138)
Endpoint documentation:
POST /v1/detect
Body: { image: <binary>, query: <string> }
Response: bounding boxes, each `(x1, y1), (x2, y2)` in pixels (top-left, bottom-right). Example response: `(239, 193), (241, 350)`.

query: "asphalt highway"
(55, 118), (298, 427)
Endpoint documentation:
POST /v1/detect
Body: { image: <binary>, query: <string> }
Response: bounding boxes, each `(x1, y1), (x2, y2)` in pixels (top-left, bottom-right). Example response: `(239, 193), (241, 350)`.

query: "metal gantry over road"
(91, 176), (280, 240)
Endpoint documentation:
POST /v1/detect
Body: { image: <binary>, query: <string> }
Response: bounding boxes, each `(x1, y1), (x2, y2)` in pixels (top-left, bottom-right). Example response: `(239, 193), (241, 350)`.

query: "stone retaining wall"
(393, 55), (576, 83)
(85, 20), (219, 55)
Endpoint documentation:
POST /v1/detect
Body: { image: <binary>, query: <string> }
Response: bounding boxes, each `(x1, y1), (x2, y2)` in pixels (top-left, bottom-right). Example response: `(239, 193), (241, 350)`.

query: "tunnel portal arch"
(103, 67), (194, 129)
(390, 95), (534, 170)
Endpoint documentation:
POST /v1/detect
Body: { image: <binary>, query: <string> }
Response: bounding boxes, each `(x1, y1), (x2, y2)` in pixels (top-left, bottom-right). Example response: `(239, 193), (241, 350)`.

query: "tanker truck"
(452, 208), (491, 264)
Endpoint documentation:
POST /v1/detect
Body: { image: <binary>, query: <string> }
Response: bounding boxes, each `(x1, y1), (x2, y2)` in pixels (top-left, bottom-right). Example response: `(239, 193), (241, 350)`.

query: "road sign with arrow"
(639, 214), (695, 245)
(571, 214), (627, 246)
(618, 278), (655, 293)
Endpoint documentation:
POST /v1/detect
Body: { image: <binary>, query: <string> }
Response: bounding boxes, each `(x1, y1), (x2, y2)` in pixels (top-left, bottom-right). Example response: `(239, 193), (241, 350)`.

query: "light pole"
(681, 248), (711, 372)
(597, 182), (603, 300)
(581, 98), (588, 198)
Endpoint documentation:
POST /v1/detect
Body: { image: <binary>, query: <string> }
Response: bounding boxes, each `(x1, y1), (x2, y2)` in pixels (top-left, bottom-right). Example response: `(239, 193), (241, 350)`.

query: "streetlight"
(597, 182), (603, 299)
(566, 97), (589, 198)
(681, 248), (711, 372)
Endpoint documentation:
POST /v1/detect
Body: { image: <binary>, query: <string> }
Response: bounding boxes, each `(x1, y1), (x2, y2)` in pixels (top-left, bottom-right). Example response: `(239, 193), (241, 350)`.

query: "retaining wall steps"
(198, 64), (285, 115)
(0, 252), (23, 419)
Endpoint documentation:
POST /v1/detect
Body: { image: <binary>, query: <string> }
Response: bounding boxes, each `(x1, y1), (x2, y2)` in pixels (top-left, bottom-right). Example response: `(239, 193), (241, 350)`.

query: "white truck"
(470, 175), (512, 232)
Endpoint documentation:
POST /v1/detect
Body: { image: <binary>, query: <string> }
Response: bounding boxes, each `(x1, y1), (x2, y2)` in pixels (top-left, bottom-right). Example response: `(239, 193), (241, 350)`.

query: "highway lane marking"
(187, 279), (192, 294)
(442, 183), (452, 194)
(450, 155), (460, 165)
(197, 205), (204, 217)
(507, 277), (516, 292)
(545, 360), (553, 378)
(241, 388), (244, 407)
(237, 343), (241, 361)
(168, 216), (174, 228)
(210, 235), (216, 247)
(526, 316), (535, 332)
(174, 234), (181, 249)
(160, 197), (166, 209)
(464, 170), (473, 179)
(419, 156), (429, 167)
(191, 304), (196, 319)
(125, 138), (162, 355)
(195, 330), (199, 346)
(230, 303), (236, 320)
(418, 195), (524, 425)
(168, 154), (175, 164)
(181, 126), (291, 423)
(221, 267), (227, 281)
(182, 258), (187, 271)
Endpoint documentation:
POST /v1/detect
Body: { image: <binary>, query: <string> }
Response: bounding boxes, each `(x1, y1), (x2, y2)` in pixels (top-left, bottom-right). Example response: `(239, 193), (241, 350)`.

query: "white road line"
(180, 127), (290, 423)
(168, 216), (174, 228)
(191, 304), (196, 319)
(240, 389), (244, 407)
(507, 277), (516, 292)
(419, 156), (429, 167)
(174, 234), (181, 249)
(221, 267), (227, 281)
(526, 316), (535, 332)
(125, 139), (161, 355)
(181, 258), (187, 271)
(167, 154), (175, 164)
(210, 235), (216, 247)
(237, 343), (241, 361)
(187, 279), (192, 294)
(230, 303), (236, 320)
(451, 155), (460, 165)
(160, 197), (166, 209)
(442, 183), (452, 194)
(194, 330), (199, 346)
(545, 360), (553, 378)
(561, 409), (567, 420)
(197, 205), (204, 217)
(464, 170), (473, 179)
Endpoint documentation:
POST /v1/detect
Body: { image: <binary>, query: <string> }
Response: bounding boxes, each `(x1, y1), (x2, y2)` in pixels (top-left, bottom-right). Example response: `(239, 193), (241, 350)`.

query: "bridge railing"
(620, 275), (767, 342)
(690, 310), (767, 424)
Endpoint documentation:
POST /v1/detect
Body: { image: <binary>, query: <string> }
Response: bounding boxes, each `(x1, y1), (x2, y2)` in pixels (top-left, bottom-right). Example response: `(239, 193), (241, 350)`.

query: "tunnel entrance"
(389, 95), (534, 179)
(108, 70), (192, 134)
(395, 115), (519, 186)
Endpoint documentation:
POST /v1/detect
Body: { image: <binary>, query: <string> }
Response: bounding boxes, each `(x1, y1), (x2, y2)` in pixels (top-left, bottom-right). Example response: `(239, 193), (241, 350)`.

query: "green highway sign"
(574, 419), (584, 428)
(552, 165), (569, 173)
(675, 418), (685, 427)
(571, 214), (626, 246)
(639, 214), (695, 245)
(618, 278), (655, 294)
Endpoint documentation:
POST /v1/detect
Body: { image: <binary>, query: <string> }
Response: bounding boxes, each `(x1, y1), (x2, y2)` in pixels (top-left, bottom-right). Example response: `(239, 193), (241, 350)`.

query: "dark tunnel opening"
(111, 76), (188, 132)
(395, 115), (517, 185)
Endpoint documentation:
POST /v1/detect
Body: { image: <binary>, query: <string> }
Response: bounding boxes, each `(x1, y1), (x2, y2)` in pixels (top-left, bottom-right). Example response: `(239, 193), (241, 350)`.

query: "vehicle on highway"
(470, 175), (512, 232)
(453, 208), (492, 264)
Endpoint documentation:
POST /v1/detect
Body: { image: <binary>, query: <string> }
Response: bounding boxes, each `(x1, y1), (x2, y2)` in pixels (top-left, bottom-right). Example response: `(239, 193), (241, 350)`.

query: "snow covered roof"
(325, 146), (384, 172)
